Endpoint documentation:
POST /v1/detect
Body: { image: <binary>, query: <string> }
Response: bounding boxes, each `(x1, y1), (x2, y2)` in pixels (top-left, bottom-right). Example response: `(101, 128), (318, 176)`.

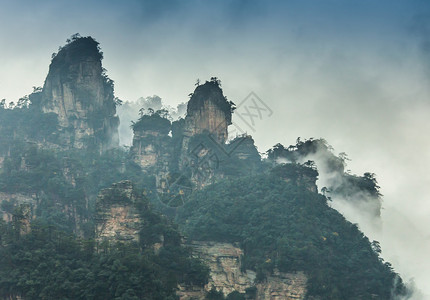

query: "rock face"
(130, 114), (172, 189)
(0, 192), (36, 225)
(191, 241), (255, 295)
(178, 241), (308, 300)
(179, 80), (234, 187)
(271, 164), (319, 194)
(95, 181), (142, 243)
(41, 36), (119, 151)
(183, 81), (232, 144)
(227, 135), (262, 175)
(132, 130), (160, 168)
(255, 271), (308, 300)
(129, 80), (237, 191)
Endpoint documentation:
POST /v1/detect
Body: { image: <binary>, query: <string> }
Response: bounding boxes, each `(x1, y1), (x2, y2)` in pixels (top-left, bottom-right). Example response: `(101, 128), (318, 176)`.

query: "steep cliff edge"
(41, 35), (119, 151)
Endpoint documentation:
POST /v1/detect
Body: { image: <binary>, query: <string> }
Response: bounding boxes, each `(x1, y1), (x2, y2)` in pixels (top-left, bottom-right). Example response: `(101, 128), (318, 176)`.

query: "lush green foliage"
(176, 173), (406, 299)
(267, 138), (382, 204)
(0, 187), (209, 299)
(0, 92), (59, 153)
(131, 110), (171, 135)
(51, 35), (103, 71)
(267, 138), (345, 173)
(0, 143), (157, 235)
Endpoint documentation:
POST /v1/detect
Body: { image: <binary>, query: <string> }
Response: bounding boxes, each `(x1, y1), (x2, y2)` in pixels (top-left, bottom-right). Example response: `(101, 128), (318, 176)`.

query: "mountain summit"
(41, 35), (119, 151)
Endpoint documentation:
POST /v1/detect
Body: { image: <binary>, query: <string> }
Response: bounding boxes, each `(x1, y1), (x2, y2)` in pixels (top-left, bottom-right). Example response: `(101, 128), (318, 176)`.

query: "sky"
(1, 0), (430, 297)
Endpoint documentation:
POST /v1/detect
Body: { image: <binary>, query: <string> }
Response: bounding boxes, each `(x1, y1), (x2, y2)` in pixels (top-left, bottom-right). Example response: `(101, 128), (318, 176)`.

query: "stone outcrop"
(183, 80), (232, 145)
(0, 192), (37, 223)
(230, 135), (260, 161)
(227, 135), (262, 174)
(130, 115), (172, 190)
(41, 36), (119, 151)
(271, 164), (319, 193)
(178, 241), (308, 300)
(255, 271), (307, 300)
(178, 80), (234, 187)
(95, 181), (142, 243)
(132, 130), (160, 168)
(129, 79), (238, 191)
(191, 241), (255, 295)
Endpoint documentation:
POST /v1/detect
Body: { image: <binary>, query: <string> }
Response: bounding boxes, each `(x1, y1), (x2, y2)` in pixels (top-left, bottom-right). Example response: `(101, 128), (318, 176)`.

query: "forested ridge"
(176, 170), (406, 299)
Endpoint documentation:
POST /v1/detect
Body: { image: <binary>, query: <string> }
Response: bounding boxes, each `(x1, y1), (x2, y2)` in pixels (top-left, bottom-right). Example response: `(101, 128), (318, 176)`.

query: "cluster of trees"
(0, 91), (59, 154)
(131, 108), (172, 135)
(51, 34), (104, 65)
(267, 138), (382, 210)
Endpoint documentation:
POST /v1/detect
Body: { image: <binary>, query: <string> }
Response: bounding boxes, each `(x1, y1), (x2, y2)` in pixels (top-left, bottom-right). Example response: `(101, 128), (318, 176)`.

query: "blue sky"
(1, 1), (430, 297)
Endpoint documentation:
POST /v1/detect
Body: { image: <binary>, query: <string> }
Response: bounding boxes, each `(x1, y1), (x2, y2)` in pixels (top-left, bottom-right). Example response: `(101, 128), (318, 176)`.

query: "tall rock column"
(179, 79), (234, 187)
(182, 80), (232, 145)
(130, 113), (172, 191)
(41, 36), (119, 151)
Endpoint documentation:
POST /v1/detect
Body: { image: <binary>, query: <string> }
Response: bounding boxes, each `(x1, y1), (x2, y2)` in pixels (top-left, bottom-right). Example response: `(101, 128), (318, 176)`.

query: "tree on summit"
(210, 77), (221, 86)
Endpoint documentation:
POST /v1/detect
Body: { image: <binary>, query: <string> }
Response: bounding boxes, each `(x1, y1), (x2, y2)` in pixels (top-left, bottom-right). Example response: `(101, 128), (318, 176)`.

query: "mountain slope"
(176, 167), (406, 299)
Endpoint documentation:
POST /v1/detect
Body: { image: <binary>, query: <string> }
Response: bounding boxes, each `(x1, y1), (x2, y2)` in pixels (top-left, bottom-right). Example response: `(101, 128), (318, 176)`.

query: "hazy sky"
(1, 0), (430, 297)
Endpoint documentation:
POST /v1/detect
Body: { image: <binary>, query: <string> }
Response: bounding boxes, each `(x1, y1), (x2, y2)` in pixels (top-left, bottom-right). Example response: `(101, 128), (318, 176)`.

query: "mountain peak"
(40, 35), (119, 151)
(187, 78), (234, 125)
(50, 35), (103, 68)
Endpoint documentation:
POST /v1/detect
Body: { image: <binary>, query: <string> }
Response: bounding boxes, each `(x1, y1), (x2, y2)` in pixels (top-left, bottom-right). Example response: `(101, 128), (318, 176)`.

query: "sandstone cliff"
(179, 80), (235, 187)
(130, 113), (172, 190)
(0, 192), (36, 227)
(41, 36), (119, 151)
(93, 180), (309, 299)
(178, 241), (308, 300)
(183, 80), (233, 144)
(95, 181), (142, 243)
(222, 135), (262, 176)
(129, 79), (237, 191)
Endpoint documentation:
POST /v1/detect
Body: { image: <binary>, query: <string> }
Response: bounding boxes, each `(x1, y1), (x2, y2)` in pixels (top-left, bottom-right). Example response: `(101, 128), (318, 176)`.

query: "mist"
(1, 0), (430, 298)
(287, 144), (430, 298)
(117, 95), (186, 146)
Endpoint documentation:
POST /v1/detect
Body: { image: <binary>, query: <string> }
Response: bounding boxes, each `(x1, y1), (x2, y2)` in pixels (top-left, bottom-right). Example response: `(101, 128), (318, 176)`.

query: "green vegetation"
(51, 34), (103, 69)
(0, 142), (158, 235)
(0, 92), (59, 153)
(176, 172), (406, 299)
(131, 109), (172, 135)
(267, 138), (382, 213)
(267, 138), (345, 173)
(0, 185), (209, 299)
